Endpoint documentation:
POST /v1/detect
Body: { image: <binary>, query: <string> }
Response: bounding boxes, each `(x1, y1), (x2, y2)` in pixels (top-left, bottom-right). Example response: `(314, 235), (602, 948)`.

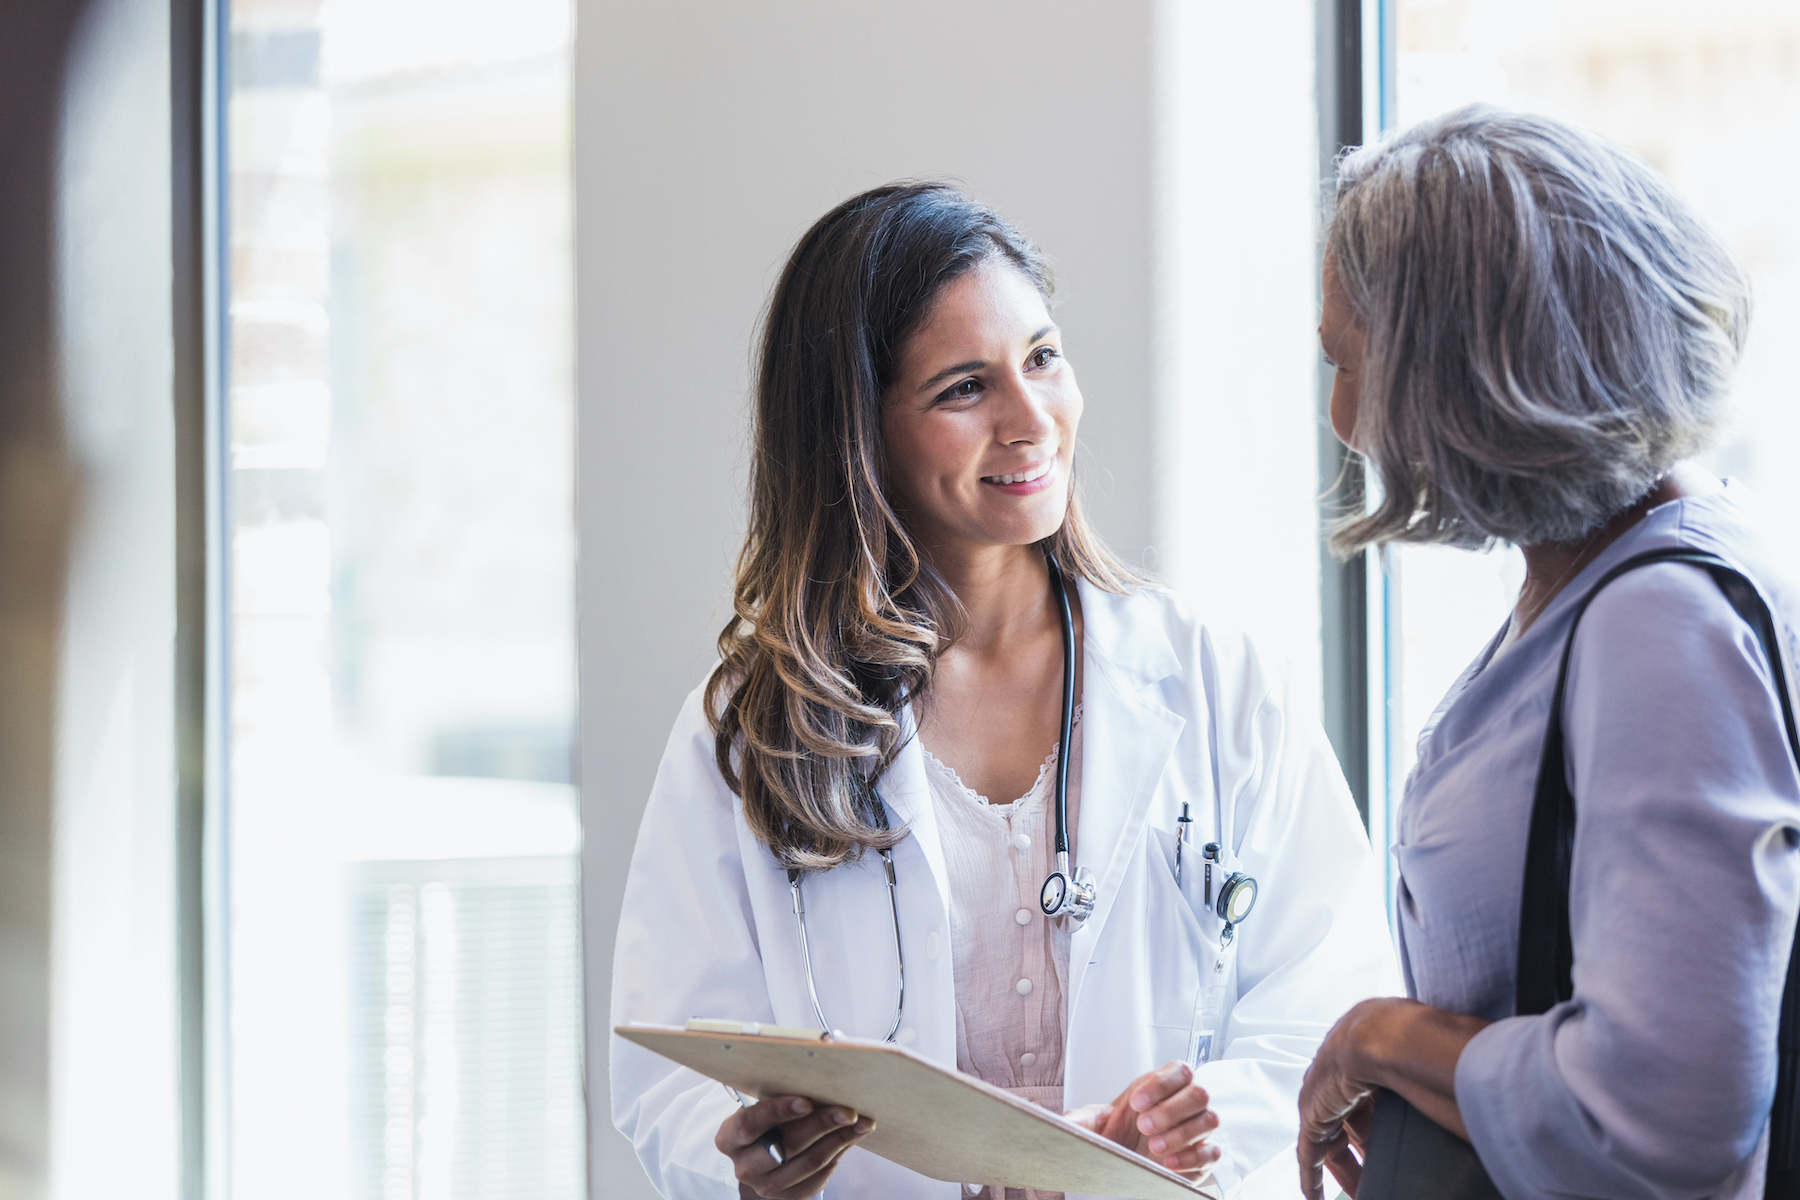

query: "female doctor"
(611, 183), (1399, 1199)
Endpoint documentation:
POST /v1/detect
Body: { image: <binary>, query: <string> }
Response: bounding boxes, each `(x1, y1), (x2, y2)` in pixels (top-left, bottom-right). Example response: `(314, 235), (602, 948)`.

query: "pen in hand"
(725, 1085), (786, 1164)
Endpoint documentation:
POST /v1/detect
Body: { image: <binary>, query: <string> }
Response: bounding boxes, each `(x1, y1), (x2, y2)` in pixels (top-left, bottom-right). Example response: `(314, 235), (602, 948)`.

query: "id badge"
(1186, 958), (1230, 1067)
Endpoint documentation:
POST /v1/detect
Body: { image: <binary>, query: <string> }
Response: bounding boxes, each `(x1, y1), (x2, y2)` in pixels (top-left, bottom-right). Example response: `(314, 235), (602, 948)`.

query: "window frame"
(1317, 0), (1399, 896)
(174, 0), (232, 1197)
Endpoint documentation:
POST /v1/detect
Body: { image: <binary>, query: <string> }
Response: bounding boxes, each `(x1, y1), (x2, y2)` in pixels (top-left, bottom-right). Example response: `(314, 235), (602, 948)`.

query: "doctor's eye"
(1321, 352), (1339, 369)
(1028, 346), (1061, 370)
(935, 377), (983, 405)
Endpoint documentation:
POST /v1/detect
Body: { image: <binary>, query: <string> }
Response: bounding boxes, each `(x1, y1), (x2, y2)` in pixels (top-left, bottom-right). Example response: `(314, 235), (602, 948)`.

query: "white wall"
(575, 3), (1324, 1194)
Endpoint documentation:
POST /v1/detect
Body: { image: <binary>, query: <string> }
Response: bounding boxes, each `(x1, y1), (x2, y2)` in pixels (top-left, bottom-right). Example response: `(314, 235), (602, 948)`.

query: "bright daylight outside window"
(224, 1), (581, 1197)
(1385, 0), (1800, 802)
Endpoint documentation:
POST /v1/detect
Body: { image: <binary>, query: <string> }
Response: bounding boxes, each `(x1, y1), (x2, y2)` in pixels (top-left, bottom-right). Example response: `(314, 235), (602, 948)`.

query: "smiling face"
(881, 258), (1082, 562)
(1320, 252), (1367, 447)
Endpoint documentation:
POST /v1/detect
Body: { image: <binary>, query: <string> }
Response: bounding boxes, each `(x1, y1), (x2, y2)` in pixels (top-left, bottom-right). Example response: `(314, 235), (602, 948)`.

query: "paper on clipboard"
(616, 1022), (1218, 1200)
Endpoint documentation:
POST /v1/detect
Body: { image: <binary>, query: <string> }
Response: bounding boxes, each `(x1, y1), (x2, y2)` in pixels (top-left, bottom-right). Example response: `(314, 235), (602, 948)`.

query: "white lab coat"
(611, 581), (1401, 1198)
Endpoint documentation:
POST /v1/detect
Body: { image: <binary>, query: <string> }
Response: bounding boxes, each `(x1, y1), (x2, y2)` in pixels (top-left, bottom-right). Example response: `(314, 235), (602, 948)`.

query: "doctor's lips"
(980, 459), (1055, 496)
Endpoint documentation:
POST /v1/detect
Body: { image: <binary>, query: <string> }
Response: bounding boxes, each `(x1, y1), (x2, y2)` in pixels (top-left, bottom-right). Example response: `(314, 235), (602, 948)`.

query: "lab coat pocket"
(1147, 825), (1216, 934)
(1142, 828), (1223, 1068)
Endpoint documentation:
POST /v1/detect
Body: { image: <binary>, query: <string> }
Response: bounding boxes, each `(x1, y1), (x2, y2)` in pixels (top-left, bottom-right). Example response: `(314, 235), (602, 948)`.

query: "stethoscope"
(788, 804), (905, 1040)
(784, 544), (1256, 1037)
(1035, 550), (1095, 924)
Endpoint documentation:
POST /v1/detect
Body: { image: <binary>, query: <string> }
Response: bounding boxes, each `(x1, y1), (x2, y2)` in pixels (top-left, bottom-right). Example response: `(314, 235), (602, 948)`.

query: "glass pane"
(224, 0), (581, 1196)
(1387, 0), (1800, 781)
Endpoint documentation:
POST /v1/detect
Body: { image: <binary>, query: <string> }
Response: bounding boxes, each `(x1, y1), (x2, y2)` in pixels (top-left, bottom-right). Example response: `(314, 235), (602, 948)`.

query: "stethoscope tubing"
(1047, 551), (1077, 860)
(788, 809), (905, 1042)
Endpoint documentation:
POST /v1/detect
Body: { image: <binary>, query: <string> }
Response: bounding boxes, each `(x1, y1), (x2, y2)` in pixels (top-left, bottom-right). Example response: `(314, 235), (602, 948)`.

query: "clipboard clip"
(686, 1017), (828, 1040)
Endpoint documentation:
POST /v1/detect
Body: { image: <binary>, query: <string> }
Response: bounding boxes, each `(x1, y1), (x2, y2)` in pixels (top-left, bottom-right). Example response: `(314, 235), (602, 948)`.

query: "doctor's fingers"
(1142, 1106), (1220, 1161)
(1062, 1101), (1113, 1132)
(718, 1099), (868, 1165)
(1132, 1078), (1212, 1138)
(1151, 1138), (1222, 1180)
(735, 1118), (873, 1199)
(717, 1095), (810, 1153)
(1128, 1062), (1208, 1121)
(717, 1096), (861, 1153)
(767, 1104), (869, 1160)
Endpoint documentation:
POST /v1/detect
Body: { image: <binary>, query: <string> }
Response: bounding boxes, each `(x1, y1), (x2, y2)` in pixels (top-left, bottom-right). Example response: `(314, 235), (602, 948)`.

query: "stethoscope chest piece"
(1040, 862), (1096, 924)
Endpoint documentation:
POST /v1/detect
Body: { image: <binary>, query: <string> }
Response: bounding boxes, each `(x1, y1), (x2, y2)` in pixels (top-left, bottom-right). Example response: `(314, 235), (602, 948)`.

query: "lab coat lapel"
(876, 706), (953, 919)
(1068, 582), (1185, 1009)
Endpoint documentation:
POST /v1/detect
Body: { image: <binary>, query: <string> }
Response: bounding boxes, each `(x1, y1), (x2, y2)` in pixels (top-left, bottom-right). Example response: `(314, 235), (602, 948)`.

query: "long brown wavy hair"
(706, 183), (1143, 871)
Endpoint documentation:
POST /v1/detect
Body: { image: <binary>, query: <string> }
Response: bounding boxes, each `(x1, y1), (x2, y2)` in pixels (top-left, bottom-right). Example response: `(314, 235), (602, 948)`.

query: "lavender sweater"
(1397, 486), (1800, 1200)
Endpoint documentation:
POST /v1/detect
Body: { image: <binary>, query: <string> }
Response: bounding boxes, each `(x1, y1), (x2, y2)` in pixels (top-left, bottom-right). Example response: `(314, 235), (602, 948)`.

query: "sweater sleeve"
(1456, 564), (1800, 1200)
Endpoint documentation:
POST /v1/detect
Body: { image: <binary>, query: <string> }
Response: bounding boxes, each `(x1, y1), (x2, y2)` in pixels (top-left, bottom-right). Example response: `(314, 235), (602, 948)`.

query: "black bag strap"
(1514, 547), (1800, 1193)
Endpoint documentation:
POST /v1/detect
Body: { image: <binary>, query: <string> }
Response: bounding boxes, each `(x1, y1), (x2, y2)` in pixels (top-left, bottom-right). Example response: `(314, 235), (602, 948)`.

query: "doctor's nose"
(992, 377), (1056, 446)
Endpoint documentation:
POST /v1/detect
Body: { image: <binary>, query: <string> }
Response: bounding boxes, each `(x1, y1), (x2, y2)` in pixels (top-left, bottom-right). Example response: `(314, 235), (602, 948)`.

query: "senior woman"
(1297, 105), (1800, 1200)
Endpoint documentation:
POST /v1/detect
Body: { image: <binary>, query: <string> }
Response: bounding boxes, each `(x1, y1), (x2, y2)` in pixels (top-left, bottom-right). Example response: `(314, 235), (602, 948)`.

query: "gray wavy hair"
(1326, 103), (1752, 554)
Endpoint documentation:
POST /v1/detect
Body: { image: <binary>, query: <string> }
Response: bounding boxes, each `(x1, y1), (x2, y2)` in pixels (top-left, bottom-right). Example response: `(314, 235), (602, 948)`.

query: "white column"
(47, 1), (188, 1198)
(1156, 0), (1326, 713)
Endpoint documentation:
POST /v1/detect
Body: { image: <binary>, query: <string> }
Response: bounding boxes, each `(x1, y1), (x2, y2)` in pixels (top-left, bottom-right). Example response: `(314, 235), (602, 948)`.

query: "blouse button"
(1016, 978), (1033, 996)
(1020, 1052), (1037, 1067)
(1014, 908), (1031, 926)
(1012, 832), (1031, 851)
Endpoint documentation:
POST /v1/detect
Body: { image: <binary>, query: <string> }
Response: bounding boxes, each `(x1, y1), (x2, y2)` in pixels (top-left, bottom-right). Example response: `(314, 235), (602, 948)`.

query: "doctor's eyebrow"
(914, 325), (1061, 394)
(918, 360), (987, 393)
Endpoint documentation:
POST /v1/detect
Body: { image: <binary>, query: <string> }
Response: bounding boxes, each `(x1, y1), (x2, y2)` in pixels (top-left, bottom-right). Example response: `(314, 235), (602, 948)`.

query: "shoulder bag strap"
(1514, 547), (1800, 1193)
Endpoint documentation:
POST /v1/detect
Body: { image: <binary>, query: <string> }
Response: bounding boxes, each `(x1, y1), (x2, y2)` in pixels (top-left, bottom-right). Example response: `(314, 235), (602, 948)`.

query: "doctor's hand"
(1065, 1061), (1220, 1179)
(716, 1094), (874, 1200)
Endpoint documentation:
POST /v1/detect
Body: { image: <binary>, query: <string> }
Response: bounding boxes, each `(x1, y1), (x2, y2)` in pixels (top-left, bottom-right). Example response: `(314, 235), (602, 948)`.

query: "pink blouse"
(921, 708), (1083, 1200)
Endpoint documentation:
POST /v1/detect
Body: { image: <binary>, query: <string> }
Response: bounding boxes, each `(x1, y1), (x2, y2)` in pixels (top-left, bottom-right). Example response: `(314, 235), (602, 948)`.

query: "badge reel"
(1187, 842), (1258, 1067)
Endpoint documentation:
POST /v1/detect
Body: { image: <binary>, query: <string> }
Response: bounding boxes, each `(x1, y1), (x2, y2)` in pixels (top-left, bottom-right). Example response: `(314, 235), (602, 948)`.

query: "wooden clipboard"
(616, 1022), (1215, 1199)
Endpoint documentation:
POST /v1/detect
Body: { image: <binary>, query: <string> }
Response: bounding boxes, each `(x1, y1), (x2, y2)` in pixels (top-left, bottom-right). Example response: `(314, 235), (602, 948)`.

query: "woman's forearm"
(1352, 999), (1490, 1140)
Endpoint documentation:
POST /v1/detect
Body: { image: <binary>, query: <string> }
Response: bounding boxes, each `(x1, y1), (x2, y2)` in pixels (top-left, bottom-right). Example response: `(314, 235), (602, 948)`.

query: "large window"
(222, 2), (582, 1196)
(1380, 0), (1800, 820)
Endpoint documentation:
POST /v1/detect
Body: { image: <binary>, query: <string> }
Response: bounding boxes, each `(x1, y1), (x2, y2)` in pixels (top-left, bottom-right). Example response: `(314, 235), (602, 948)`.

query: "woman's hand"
(1297, 1005), (1380, 1200)
(716, 1095), (874, 1199)
(1297, 998), (1489, 1200)
(1065, 1061), (1220, 1179)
